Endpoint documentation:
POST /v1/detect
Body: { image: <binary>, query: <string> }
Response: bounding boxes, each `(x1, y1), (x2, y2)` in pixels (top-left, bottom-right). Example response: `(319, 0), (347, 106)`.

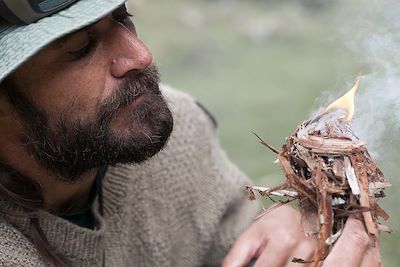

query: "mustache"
(97, 64), (160, 122)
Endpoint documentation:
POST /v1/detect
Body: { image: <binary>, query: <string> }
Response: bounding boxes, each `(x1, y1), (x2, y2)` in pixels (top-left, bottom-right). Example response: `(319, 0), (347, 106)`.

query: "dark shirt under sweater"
(59, 166), (107, 229)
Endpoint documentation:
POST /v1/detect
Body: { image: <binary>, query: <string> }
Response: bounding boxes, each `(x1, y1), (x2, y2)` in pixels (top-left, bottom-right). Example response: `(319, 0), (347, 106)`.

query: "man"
(0, 0), (382, 266)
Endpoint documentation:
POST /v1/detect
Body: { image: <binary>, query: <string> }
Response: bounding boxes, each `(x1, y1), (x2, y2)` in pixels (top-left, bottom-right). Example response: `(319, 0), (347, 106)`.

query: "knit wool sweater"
(0, 85), (259, 267)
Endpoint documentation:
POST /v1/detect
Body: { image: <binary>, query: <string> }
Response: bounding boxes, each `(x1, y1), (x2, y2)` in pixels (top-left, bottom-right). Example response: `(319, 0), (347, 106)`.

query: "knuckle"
(280, 232), (297, 247)
(375, 257), (383, 267)
(348, 230), (370, 248)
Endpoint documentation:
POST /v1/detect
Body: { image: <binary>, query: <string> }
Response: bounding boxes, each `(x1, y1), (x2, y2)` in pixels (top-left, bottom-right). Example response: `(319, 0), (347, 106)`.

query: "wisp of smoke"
(333, 0), (400, 165)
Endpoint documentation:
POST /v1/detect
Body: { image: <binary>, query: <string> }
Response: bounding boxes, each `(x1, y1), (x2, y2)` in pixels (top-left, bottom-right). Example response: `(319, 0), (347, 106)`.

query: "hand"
(222, 205), (382, 267)
(222, 204), (316, 267)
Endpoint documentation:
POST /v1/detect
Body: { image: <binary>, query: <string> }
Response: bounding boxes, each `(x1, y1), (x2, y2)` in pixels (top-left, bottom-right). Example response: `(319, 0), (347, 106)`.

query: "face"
(0, 5), (173, 181)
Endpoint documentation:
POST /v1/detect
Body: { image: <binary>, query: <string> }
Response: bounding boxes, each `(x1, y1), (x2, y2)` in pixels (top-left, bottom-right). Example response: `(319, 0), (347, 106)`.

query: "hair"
(0, 80), (68, 267)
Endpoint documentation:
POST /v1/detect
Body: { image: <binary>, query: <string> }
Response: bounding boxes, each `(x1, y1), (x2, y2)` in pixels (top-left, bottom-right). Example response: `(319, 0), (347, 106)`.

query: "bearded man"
(0, 0), (381, 266)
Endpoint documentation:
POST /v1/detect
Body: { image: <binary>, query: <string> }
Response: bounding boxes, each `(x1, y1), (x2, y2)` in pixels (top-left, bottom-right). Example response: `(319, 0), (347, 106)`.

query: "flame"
(324, 76), (361, 121)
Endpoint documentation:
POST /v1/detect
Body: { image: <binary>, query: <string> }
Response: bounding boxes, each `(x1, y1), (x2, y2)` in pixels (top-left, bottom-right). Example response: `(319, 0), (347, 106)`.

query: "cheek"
(30, 64), (110, 119)
(13, 44), (119, 122)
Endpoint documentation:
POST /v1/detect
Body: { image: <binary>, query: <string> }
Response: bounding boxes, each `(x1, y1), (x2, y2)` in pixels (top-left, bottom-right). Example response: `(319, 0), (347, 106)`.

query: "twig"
(252, 132), (280, 154)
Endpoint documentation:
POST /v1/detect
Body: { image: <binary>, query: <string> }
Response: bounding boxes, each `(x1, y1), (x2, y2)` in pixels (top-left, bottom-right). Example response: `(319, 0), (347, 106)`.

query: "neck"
(44, 169), (98, 214)
(1, 147), (98, 214)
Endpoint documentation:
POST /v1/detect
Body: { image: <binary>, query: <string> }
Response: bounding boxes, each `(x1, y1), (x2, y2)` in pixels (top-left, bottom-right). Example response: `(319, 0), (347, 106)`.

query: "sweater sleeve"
(200, 130), (261, 267)
(161, 85), (261, 266)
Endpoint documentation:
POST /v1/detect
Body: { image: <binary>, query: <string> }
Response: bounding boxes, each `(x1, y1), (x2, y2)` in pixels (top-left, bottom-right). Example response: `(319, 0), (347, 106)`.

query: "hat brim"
(0, 0), (126, 82)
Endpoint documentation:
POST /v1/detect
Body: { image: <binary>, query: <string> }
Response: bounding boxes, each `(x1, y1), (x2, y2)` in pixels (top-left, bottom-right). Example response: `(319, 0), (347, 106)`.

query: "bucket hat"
(0, 0), (126, 83)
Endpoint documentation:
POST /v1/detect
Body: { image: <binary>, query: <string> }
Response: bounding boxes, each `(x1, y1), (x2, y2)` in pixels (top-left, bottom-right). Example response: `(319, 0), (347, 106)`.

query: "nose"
(108, 21), (153, 78)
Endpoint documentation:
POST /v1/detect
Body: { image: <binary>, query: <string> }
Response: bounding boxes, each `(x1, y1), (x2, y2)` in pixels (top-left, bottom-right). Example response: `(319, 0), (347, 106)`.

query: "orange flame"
(324, 76), (361, 121)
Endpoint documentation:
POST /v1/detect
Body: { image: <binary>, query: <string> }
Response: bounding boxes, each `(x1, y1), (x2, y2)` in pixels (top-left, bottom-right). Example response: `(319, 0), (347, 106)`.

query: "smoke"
(333, 0), (400, 166)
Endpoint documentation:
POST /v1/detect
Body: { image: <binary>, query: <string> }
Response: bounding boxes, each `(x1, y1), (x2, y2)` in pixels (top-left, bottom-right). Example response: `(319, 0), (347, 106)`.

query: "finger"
(286, 239), (316, 267)
(222, 233), (265, 267)
(323, 217), (370, 267)
(360, 238), (383, 267)
(253, 234), (298, 267)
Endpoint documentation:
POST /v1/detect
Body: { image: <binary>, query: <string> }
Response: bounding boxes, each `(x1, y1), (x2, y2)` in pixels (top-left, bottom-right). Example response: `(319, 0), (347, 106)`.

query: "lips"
(115, 90), (145, 116)
(129, 91), (145, 109)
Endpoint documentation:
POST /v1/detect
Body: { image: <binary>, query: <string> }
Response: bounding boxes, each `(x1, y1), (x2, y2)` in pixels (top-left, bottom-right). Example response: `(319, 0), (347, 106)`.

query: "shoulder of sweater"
(160, 84), (218, 129)
(0, 218), (45, 266)
(159, 83), (193, 103)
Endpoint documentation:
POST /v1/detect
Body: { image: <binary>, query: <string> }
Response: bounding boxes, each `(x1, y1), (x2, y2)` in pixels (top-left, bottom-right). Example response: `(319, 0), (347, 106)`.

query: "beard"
(3, 65), (173, 181)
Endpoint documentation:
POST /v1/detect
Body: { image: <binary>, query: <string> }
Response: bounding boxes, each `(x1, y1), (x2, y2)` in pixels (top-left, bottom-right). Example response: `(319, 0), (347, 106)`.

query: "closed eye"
(69, 38), (96, 60)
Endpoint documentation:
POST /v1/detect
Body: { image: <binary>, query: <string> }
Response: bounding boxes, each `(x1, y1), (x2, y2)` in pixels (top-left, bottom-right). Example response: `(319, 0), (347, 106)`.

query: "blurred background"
(127, 0), (400, 265)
